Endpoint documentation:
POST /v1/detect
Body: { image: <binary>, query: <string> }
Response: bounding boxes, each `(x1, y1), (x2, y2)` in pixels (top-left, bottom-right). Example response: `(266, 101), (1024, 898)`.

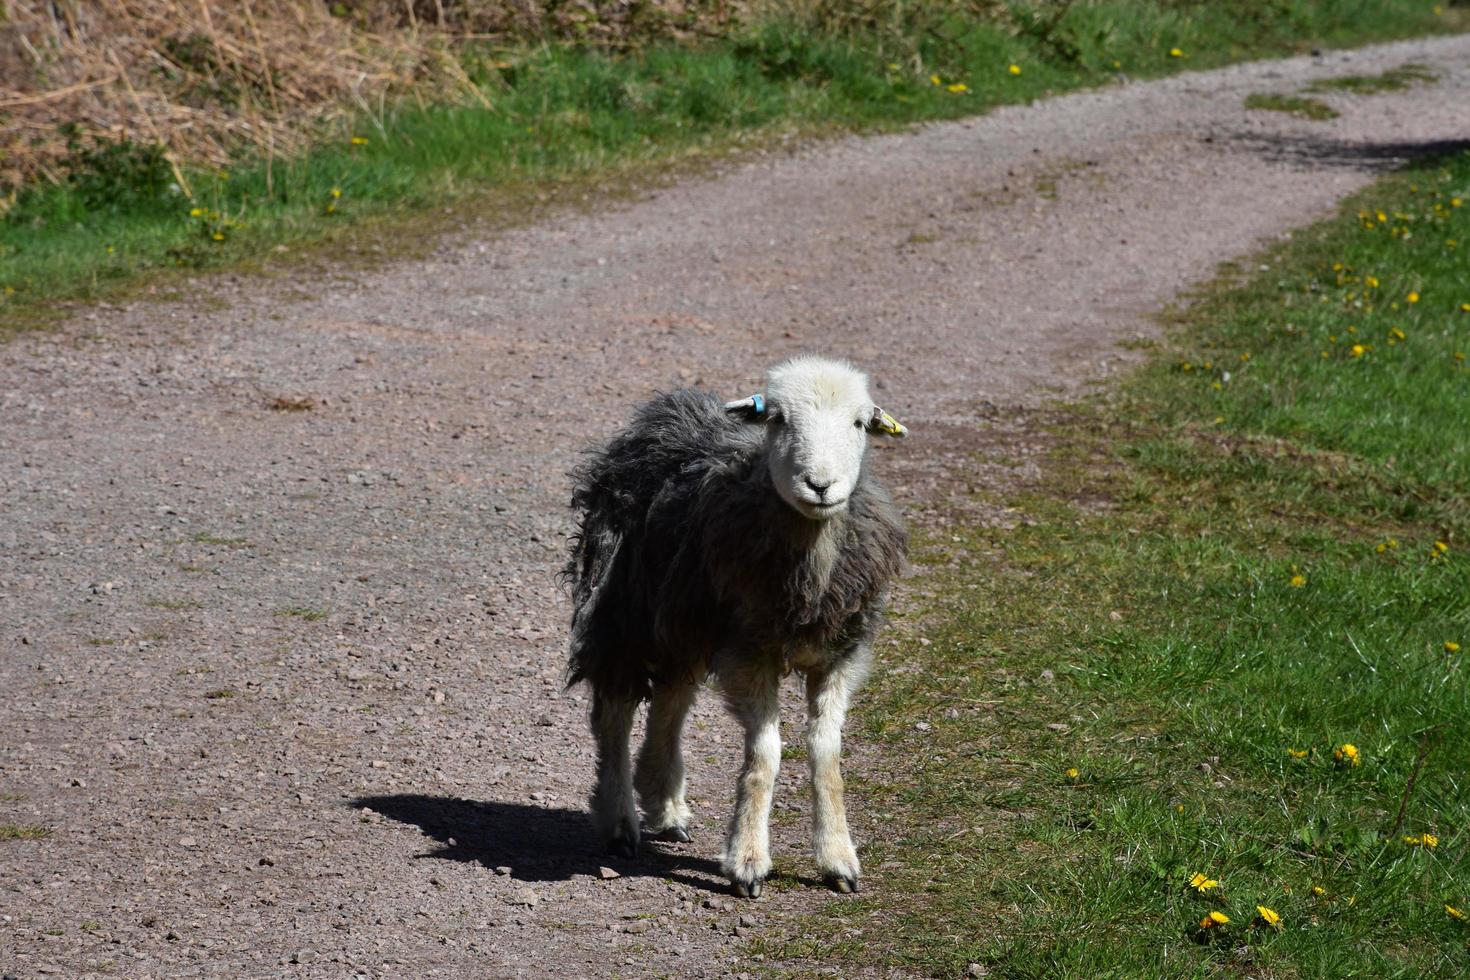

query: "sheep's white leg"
(589, 689), (640, 858)
(719, 667), (781, 898)
(806, 650), (870, 894)
(635, 679), (697, 842)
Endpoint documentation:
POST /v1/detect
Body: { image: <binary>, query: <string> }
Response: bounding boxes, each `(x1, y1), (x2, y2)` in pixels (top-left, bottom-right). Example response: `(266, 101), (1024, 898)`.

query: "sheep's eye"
(853, 419), (864, 428)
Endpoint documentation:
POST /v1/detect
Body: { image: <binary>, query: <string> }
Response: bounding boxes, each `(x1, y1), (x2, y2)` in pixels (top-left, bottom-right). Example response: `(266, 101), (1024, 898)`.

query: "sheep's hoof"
(653, 825), (692, 844)
(824, 872), (859, 895)
(731, 877), (764, 899)
(605, 829), (639, 859)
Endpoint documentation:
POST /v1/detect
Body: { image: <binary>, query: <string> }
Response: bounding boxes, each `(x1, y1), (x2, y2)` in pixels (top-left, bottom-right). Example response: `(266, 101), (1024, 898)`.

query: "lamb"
(564, 355), (908, 897)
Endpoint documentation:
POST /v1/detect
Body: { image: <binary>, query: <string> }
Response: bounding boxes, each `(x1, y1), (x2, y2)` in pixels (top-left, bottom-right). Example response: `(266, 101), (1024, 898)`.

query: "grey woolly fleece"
(565, 387), (907, 702)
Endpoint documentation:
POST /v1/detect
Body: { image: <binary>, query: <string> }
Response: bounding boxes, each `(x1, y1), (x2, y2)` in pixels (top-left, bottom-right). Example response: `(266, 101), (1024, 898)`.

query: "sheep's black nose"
(804, 477), (833, 499)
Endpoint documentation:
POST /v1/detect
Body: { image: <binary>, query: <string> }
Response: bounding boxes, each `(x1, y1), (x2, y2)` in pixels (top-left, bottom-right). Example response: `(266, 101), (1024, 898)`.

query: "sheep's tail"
(563, 452), (622, 690)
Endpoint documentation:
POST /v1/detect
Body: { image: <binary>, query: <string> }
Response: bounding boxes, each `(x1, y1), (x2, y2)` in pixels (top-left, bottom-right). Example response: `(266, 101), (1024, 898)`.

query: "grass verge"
(4, 1), (1467, 331)
(1243, 92), (1341, 120)
(756, 150), (1470, 976)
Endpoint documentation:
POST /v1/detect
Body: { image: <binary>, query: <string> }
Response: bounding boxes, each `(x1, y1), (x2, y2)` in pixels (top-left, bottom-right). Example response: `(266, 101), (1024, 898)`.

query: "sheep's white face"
(731, 357), (906, 522)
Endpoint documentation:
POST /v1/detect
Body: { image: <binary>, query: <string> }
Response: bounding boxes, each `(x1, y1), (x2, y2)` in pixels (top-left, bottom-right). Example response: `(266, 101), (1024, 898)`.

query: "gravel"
(3, 33), (1469, 978)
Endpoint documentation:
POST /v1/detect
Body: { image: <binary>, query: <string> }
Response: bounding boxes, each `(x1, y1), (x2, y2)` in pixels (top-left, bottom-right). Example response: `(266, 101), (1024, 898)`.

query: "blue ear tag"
(750, 394), (765, 415)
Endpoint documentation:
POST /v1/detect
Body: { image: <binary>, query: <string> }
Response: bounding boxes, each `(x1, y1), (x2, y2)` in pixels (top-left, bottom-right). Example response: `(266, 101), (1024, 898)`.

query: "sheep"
(564, 355), (908, 898)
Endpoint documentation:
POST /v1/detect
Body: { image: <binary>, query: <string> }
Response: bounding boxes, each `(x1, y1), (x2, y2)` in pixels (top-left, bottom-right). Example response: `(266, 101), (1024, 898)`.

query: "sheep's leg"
(589, 688), (640, 858)
(635, 679), (698, 842)
(805, 651), (870, 894)
(719, 667), (782, 898)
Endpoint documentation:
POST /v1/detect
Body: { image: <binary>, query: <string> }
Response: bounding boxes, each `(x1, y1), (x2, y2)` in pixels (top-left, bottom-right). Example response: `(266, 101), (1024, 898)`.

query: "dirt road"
(4, 34), (1470, 979)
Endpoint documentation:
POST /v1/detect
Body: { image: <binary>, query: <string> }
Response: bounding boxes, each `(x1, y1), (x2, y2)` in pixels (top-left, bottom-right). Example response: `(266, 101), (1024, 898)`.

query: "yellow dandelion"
(1189, 872), (1220, 893)
(189, 207), (204, 218)
(212, 232), (225, 242)
(1452, 198), (1463, 208)
(1448, 904), (1466, 921)
(1350, 344), (1365, 357)
(1408, 291), (1420, 303)
(948, 83), (969, 93)
(1256, 906), (1282, 929)
(930, 74), (942, 86)
(1334, 743), (1360, 766)
(1169, 47), (1184, 58)
(1376, 210), (1388, 223)
(1065, 767), (1080, 779)
(1200, 911), (1229, 928)
(1424, 833), (1439, 848)
(1312, 885), (1326, 897)
(331, 187), (343, 199)
(1461, 303), (1470, 312)
(1008, 64), (1022, 76)
(1287, 748), (1308, 759)
(351, 136), (370, 146)
(1289, 574), (1307, 588)
(1365, 275), (1379, 288)
(1446, 641), (1461, 653)
(1434, 540), (1450, 554)
(1389, 327), (1406, 341)
(1213, 416), (1225, 425)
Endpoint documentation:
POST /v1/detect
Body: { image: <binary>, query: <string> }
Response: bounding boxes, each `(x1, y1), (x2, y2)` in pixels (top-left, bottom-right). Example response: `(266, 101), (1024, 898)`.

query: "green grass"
(1244, 92), (1341, 120)
(275, 606), (327, 622)
(757, 153), (1470, 976)
(0, 825), (52, 841)
(3, 0), (1465, 330)
(1304, 60), (1440, 93)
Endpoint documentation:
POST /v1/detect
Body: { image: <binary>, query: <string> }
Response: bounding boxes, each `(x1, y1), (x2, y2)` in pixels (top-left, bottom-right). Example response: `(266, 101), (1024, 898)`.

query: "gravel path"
(4, 34), (1470, 979)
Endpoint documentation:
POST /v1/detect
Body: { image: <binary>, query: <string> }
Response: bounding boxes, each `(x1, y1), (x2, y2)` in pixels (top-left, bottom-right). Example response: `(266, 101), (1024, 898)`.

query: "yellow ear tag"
(877, 410), (908, 437)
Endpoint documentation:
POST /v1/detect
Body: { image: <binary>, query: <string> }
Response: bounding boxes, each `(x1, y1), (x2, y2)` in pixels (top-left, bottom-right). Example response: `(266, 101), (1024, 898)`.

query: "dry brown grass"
(0, 0), (741, 192)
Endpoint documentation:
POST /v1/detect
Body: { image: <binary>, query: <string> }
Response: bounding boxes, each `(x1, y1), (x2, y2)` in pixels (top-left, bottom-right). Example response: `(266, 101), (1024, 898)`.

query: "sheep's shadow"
(352, 794), (729, 893)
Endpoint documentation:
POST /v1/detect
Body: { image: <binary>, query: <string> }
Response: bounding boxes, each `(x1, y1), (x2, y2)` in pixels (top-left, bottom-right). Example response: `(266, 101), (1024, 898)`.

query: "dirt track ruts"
(4, 34), (1470, 979)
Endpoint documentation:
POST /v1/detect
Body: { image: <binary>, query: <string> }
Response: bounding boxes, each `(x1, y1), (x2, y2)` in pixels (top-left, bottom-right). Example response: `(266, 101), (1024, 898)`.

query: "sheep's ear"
(724, 394), (766, 421)
(866, 405), (908, 438)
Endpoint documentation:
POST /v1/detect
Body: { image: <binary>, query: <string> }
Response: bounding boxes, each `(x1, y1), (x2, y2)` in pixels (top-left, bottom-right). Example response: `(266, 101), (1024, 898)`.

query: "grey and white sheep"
(564, 355), (908, 897)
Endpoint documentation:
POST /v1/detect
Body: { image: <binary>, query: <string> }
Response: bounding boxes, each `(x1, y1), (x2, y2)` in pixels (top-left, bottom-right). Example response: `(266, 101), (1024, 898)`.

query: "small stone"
(511, 887), (538, 907)
(1039, 669), (1055, 682)
(258, 856), (274, 867)
(494, 866), (511, 876)
(179, 836), (197, 848)
(370, 759), (389, 769)
(913, 721), (932, 732)
(598, 866), (620, 880)
(165, 929), (181, 941)
(967, 964), (989, 977)
(69, 778), (86, 788)
(1046, 723), (1069, 732)
(291, 949), (317, 964)
(738, 914), (757, 928)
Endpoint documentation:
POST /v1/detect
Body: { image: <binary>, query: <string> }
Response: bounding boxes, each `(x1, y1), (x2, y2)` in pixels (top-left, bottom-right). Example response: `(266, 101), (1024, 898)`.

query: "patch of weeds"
(1304, 61), (1438, 94)
(191, 531), (249, 548)
(0, 793), (27, 803)
(86, 638), (117, 646)
(203, 688), (237, 700)
(1244, 92), (1340, 120)
(0, 825), (52, 841)
(276, 606), (327, 622)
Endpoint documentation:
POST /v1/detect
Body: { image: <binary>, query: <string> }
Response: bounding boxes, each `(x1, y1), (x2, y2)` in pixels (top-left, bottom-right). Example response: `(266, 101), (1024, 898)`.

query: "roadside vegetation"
(759, 151), (1470, 976)
(3, 0), (1467, 328)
